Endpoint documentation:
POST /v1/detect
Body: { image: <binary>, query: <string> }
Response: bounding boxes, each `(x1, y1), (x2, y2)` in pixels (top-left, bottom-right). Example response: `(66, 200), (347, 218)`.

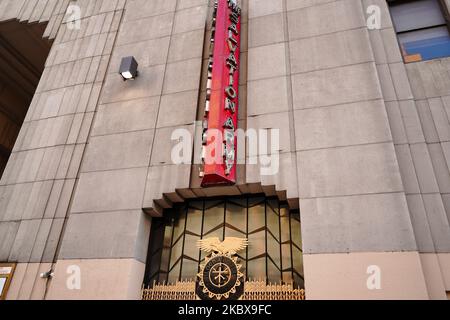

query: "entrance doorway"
(143, 195), (305, 300)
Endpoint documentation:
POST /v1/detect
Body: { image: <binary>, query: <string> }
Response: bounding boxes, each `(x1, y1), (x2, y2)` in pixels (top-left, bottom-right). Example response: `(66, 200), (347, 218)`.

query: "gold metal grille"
(242, 281), (305, 301)
(142, 280), (305, 301)
(142, 281), (197, 301)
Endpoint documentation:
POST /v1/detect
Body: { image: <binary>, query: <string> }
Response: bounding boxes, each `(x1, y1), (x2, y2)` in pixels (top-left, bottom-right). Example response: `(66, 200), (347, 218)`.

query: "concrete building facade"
(0, 0), (449, 300)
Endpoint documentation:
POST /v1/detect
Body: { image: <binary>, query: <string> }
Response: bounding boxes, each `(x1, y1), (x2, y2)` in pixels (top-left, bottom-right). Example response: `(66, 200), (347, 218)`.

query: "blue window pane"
(399, 26), (450, 61)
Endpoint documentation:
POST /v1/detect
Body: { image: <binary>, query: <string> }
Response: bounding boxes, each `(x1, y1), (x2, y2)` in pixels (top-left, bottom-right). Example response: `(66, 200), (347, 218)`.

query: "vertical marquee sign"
(201, 0), (241, 187)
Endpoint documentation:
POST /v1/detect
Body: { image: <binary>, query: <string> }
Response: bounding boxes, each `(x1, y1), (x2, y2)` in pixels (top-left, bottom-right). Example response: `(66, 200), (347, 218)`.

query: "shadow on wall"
(0, 20), (52, 177)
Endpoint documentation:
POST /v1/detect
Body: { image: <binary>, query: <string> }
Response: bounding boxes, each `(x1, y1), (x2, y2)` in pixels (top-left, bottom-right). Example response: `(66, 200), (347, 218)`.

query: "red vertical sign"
(201, 0), (241, 187)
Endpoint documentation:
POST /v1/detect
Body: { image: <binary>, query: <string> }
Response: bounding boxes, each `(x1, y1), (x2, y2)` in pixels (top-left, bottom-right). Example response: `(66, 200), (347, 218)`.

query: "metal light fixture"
(39, 269), (54, 279)
(119, 56), (138, 81)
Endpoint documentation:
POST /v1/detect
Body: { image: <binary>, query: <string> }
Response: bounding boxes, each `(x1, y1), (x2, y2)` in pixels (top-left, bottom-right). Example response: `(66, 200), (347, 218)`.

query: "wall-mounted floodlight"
(119, 56), (139, 81)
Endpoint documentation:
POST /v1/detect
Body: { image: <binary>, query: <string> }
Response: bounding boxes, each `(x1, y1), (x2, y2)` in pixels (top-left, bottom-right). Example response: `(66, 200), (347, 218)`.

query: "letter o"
(225, 86), (236, 99)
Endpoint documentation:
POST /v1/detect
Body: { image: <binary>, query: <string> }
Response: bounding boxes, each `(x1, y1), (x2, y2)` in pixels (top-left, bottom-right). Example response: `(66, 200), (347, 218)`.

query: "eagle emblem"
(197, 237), (248, 255)
(196, 237), (248, 300)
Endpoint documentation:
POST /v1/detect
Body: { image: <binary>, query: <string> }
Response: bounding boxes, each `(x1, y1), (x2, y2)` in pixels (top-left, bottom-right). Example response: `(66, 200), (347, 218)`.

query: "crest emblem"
(196, 237), (248, 300)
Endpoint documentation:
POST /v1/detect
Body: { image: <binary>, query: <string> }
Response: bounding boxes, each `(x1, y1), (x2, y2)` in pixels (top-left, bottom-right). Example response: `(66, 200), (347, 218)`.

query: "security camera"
(40, 270), (54, 279)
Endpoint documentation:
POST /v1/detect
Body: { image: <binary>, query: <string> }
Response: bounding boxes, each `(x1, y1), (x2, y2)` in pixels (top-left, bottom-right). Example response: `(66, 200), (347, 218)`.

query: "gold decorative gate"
(242, 281), (305, 301)
(142, 280), (305, 301)
(142, 281), (197, 301)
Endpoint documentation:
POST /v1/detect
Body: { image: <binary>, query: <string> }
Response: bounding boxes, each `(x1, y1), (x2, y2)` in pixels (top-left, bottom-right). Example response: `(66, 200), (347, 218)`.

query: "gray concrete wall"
(365, 0), (450, 255)
(62, 0), (209, 262)
(365, 0), (450, 298)
(0, 0), (130, 299)
(271, 0), (417, 255)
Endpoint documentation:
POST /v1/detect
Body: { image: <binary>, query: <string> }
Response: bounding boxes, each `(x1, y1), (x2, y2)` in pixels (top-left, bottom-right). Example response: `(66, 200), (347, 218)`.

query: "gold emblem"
(197, 237), (248, 255)
(196, 237), (248, 300)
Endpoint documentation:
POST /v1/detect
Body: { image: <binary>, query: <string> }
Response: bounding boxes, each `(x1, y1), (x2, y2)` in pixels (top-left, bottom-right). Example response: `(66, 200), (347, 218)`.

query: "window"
(144, 196), (304, 289)
(0, 263), (15, 300)
(389, 0), (450, 62)
(0, 278), (6, 297)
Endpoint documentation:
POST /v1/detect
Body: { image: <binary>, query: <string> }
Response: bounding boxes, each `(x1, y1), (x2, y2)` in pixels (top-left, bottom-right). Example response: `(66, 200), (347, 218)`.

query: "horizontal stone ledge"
(142, 182), (298, 217)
